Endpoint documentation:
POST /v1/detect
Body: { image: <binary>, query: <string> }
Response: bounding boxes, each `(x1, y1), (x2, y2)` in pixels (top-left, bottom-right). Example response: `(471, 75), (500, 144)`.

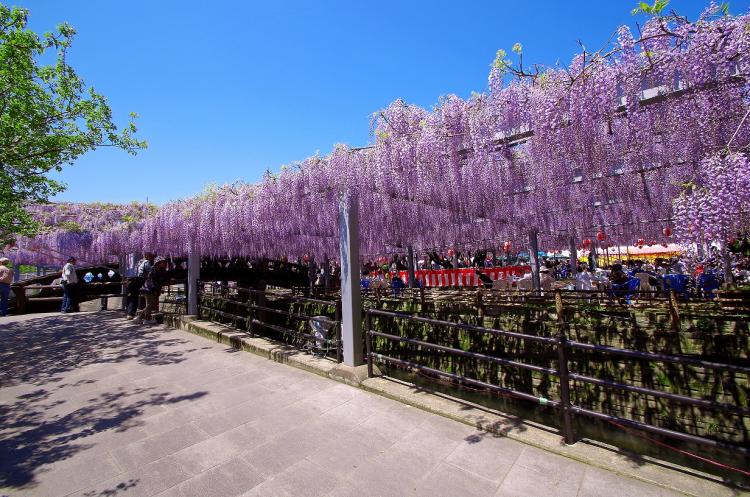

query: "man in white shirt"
(61, 256), (79, 313)
(0, 257), (13, 316)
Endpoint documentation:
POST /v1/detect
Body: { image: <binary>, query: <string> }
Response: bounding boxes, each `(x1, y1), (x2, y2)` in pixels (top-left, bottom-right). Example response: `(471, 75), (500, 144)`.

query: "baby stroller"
(305, 316), (336, 357)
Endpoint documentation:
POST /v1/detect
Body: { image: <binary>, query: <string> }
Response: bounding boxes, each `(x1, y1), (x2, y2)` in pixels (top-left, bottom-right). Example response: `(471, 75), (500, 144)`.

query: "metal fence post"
(365, 311), (373, 378)
(555, 291), (575, 444)
(335, 300), (343, 363)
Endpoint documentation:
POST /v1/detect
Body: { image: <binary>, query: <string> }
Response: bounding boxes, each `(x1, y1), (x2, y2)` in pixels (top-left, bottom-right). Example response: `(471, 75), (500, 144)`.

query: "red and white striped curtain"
(397, 266), (530, 288)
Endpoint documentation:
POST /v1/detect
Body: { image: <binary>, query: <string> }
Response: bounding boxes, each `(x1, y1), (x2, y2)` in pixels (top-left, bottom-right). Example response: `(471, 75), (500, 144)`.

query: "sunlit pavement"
(0, 312), (682, 497)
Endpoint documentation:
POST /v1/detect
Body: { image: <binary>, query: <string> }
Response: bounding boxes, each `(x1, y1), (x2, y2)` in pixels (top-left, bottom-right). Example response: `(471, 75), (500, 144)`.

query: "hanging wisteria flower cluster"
(8, 202), (155, 265)
(19, 3), (750, 264)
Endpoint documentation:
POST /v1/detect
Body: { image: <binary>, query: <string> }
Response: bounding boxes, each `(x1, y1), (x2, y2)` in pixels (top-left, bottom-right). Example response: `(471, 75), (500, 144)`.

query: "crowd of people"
(1, 242), (747, 317)
(124, 253), (174, 324)
(357, 248), (750, 298)
(47, 253), (175, 323)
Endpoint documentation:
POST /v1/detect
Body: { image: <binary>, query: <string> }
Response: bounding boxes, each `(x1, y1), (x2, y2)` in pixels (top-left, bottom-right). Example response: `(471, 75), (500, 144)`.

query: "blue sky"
(16, 0), (750, 204)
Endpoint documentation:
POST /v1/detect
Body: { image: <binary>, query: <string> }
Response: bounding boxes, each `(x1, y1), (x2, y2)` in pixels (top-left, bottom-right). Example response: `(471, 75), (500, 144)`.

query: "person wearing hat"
(539, 266), (554, 291)
(126, 252), (155, 320)
(61, 256), (79, 313)
(0, 257), (13, 316)
(134, 256), (170, 325)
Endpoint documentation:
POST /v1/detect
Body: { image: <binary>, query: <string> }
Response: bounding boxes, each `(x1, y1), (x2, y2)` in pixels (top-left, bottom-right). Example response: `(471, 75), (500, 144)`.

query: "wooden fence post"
(555, 290), (576, 444)
(668, 290), (681, 332)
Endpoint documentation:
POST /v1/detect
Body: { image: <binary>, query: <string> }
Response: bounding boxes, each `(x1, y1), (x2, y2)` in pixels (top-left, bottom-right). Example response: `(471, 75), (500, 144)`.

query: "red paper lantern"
(648, 240), (656, 247)
(662, 227), (672, 237)
(302, 254), (310, 263)
(637, 238), (645, 247)
(582, 238), (592, 249)
(447, 248), (456, 258)
(502, 241), (512, 253)
(596, 230), (607, 242)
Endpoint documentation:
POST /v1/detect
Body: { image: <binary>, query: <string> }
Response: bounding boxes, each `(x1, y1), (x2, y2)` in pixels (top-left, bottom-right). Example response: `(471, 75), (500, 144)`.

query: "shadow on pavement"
(0, 312), (209, 489)
(0, 312), (192, 387)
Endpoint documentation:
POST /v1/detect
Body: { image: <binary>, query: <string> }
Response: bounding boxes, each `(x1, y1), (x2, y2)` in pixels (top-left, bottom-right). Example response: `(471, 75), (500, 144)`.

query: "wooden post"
(12, 284), (27, 314)
(407, 246), (416, 288)
(555, 290), (575, 444)
(339, 191), (363, 367)
(476, 290), (485, 319)
(555, 290), (564, 322)
(668, 290), (681, 332)
(568, 237), (577, 279)
(308, 255), (316, 295)
(722, 245), (733, 285)
(529, 230), (541, 291)
(323, 255), (332, 292)
(118, 254), (127, 311)
(590, 240), (598, 271)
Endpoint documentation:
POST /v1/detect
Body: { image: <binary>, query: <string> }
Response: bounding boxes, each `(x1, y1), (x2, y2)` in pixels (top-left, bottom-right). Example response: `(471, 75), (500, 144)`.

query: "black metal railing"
(159, 281), (188, 314)
(364, 298), (750, 458)
(198, 282), (343, 362)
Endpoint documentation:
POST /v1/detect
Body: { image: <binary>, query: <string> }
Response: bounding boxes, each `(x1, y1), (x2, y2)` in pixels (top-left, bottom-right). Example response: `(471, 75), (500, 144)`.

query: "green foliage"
(631, 0), (670, 16)
(57, 220), (84, 233)
(491, 49), (511, 72)
(0, 4), (146, 245)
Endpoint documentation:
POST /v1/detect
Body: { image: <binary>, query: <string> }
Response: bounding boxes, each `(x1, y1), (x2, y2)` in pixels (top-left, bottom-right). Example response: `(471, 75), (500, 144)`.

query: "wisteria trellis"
(13, 4), (750, 264)
(10, 202), (156, 265)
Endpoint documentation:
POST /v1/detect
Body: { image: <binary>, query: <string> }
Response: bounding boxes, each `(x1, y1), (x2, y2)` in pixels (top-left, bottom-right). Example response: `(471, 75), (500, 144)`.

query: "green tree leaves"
(0, 4), (146, 246)
(631, 0), (670, 16)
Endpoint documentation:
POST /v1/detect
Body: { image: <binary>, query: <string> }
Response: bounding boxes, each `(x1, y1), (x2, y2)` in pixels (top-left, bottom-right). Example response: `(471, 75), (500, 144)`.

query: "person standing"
(575, 265), (594, 291)
(61, 256), (78, 313)
(126, 253), (155, 320)
(0, 257), (13, 316)
(134, 257), (169, 325)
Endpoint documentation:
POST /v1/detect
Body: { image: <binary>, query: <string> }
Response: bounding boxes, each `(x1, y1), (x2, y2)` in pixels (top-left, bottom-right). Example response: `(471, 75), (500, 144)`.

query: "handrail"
(367, 308), (559, 345)
(198, 287), (343, 362)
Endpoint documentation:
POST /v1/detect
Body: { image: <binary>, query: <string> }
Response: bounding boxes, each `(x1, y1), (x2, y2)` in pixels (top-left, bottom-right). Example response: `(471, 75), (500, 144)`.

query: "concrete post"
(407, 246), (416, 288)
(529, 230), (541, 291)
(187, 246), (201, 316)
(339, 191), (363, 367)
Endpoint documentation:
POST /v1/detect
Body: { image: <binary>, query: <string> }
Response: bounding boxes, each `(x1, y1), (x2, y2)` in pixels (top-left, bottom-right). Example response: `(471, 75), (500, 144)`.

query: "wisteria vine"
(11, 3), (750, 265)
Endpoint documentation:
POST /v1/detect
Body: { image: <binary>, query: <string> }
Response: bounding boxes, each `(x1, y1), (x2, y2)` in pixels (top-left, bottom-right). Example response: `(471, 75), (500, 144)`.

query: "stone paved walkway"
(0, 312), (686, 497)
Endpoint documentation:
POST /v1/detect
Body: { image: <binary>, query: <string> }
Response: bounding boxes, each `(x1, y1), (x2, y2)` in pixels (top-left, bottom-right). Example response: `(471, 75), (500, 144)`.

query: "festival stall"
(397, 266), (529, 287)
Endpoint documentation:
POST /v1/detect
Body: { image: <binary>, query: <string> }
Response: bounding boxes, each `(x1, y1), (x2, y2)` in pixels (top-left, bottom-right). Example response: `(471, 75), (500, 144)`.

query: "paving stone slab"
(1, 312), (740, 497)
